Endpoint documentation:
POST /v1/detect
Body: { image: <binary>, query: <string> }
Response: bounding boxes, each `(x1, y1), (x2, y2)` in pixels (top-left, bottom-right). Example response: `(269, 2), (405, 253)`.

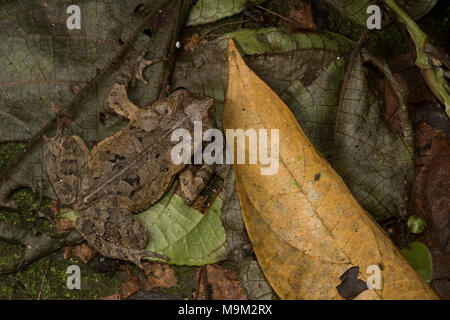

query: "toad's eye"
(155, 103), (172, 116)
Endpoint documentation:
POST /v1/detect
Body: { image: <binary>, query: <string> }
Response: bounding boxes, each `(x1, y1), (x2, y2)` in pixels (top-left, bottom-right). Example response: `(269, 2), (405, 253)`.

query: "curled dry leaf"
(223, 38), (438, 299)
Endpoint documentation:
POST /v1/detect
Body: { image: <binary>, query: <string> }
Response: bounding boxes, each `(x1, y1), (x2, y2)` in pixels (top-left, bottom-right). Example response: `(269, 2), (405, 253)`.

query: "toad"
(45, 49), (215, 267)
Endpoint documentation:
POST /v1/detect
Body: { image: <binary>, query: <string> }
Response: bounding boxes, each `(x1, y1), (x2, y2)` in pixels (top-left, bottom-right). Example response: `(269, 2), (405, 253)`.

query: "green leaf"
(401, 242), (433, 283)
(138, 182), (226, 266)
(173, 27), (413, 221)
(187, 0), (266, 26)
(323, 0), (438, 26)
(407, 216), (427, 234)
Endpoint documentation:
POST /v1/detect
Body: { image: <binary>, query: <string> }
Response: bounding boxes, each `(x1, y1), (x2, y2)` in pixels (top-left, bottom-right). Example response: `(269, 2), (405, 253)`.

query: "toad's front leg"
(104, 49), (165, 131)
(178, 164), (215, 205)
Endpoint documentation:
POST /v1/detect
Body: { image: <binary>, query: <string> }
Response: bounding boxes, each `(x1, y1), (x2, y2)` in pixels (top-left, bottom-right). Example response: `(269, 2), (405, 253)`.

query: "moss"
(0, 241), (25, 272)
(0, 142), (24, 170)
(0, 188), (54, 233)
(0, 252), (127, 299)
(313, 1), (364, 42)
(365, 24), (410, 59)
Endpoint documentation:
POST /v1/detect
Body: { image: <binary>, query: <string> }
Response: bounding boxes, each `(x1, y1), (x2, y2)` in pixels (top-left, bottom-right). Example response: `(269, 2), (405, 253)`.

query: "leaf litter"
(0, 0), (448, 299)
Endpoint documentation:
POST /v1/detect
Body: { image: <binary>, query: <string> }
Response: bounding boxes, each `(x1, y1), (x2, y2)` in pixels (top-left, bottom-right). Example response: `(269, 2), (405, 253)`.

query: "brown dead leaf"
(286, 2), (316, 29)
(50, 200), (59, 215)
(144, 263), (177, 291)
(120, 276), (141, 299)
(54, 217), (75, 235)
(99, 293), (121, 300)
(414, 122), (435, 169)
(71, 242), (98, 264)
(222, 38), (438, 300)
(62, 246), (72, 259)
(183, 33), (200, 53)
(196, 265), (247, 300)
(412, 130), (450, 299)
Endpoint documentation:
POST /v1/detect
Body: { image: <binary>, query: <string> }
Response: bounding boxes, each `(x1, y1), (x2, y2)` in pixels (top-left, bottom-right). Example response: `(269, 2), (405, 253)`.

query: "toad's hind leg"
(76, 204), (168, 268)
(44, 135), (90, 206)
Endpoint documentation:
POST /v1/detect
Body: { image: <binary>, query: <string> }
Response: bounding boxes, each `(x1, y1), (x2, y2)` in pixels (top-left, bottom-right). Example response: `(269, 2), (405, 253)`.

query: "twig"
(158, 0), (187, 99)
(256, 5), (299, 26)
(382, 0), (450, 116)
(195, 265), (210, 300)
(36, 256), (51, 300)
(333, 29), (369, 160)
(198, 20), (249, 43)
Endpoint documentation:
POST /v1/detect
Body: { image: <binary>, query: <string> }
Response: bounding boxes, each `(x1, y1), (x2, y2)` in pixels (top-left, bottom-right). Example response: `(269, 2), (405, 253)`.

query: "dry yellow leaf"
(223, 38), (438, 300)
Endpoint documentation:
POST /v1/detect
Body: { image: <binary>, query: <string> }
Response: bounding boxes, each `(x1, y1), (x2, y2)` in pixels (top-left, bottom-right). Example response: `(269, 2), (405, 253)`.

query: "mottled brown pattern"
(45, 50), (215, 267)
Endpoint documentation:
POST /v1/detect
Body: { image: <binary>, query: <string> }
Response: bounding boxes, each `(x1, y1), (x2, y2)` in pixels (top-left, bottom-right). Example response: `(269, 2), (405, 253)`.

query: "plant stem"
(382, 0), (450, 116)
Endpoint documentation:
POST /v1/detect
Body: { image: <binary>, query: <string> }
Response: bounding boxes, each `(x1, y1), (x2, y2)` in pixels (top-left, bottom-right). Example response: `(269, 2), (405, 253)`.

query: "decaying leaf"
(196, 264), (247, 300)
(71, 242), (98, 264)
(284, 3), (317, 30)
(220, 166), (276, 299)
(412, 129), (450, 298)
(99, 293), (121, 300)
(223, 38), (438, 299)
(336, 266), (368, 300)
(333, 52), (414, 221)
(54, 217), (76, 235)
(120, 276), (141, 299)
(144, 263), (178, 291)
